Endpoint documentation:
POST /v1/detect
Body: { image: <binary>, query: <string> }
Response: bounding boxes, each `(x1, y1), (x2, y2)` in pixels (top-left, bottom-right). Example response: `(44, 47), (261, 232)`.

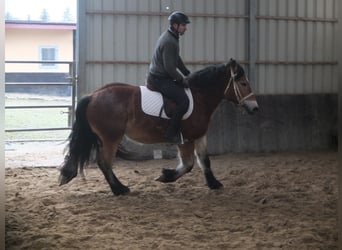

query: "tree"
(40, 8), (50, 22)
(63, 7), (74, 22)
(5, 12), (13, 20)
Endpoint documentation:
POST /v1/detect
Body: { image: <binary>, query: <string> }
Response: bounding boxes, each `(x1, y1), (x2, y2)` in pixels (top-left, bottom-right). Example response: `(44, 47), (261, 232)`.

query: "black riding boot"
(165, 114), (183, 144)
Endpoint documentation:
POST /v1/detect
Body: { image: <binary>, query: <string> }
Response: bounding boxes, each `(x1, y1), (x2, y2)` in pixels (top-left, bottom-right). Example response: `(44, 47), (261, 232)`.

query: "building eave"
(5, 20), (76, 30)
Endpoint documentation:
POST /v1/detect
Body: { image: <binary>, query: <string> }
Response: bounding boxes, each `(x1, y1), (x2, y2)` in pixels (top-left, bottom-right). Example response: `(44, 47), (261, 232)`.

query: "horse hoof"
(59, 174), (74, 186)
(155, 168), (177, 183)
(112, 185), (130, 195)
(155, 176), (166, 182)
(208, 181), (223, 190)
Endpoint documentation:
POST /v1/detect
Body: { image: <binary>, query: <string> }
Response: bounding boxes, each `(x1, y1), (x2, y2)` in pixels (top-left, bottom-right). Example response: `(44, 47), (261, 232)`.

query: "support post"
(248, 0), (257, 90)
(337, 0), (342, 248)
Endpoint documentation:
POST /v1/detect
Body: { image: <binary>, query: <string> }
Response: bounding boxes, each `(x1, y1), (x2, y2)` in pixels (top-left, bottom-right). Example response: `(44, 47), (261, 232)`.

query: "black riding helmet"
(168, 11), (190, 25)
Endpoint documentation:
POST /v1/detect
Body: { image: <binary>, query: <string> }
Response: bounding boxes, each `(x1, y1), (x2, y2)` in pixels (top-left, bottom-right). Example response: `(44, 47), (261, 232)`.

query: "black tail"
(59, 95), (99, 186)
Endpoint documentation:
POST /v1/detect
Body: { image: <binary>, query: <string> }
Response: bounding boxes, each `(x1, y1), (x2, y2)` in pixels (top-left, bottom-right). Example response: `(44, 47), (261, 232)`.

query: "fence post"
(0, 1), (5, 247)
(69, 62), (76, 125)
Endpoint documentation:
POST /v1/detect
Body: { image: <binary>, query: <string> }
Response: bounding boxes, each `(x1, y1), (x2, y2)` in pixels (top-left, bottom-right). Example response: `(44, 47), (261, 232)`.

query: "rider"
(147, 11), (191, 144)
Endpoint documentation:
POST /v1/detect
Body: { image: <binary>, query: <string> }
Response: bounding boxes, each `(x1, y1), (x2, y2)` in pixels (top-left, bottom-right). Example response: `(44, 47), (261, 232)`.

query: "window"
(39, 46), (58, 68)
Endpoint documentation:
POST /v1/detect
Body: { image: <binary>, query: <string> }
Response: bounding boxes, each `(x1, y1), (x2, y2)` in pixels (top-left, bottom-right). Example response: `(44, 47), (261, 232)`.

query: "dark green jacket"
(149, 29), (190, 81)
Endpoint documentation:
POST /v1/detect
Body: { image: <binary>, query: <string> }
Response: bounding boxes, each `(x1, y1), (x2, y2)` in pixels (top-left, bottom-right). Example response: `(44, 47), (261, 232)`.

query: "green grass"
(5, 97), (72, 141)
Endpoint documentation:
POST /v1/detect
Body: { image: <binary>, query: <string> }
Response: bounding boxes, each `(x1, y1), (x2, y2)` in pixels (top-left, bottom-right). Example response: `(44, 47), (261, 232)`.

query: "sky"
(5, 0), (77, 22)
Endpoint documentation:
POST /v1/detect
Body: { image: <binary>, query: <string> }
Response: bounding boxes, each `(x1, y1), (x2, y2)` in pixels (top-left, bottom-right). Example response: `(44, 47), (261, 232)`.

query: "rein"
(224, 68), (254, 105)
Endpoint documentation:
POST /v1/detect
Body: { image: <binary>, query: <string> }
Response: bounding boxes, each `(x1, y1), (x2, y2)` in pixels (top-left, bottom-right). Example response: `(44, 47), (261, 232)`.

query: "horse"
(59, 58), (259, 195)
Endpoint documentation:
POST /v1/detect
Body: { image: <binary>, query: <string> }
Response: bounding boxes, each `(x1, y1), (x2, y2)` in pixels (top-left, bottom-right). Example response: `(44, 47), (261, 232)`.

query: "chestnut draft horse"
(59, 59), (259, 195)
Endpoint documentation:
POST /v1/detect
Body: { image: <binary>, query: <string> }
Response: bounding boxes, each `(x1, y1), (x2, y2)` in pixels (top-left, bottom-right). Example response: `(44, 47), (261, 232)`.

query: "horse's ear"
(230, 58), (236, 66)
(226, 58), (237, 69)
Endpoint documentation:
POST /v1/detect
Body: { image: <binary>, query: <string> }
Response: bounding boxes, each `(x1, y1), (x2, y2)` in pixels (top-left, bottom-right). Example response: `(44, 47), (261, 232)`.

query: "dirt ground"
(5, 144), (338, 249)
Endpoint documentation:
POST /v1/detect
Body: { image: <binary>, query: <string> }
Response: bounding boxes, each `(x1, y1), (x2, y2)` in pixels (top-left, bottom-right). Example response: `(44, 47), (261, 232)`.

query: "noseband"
(224, 68), (254, 105)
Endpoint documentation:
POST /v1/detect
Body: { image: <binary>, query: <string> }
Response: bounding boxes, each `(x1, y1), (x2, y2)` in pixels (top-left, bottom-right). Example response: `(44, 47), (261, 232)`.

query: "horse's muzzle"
(243, 100), (259, 114)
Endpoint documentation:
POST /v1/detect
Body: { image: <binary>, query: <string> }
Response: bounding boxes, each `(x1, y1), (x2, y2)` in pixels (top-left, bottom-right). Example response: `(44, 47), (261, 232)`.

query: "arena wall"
(77, 0), (338, 155)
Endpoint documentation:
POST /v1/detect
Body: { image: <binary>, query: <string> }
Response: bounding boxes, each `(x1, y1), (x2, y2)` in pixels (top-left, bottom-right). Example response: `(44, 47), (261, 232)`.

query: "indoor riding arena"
(5, 0), (339, 249)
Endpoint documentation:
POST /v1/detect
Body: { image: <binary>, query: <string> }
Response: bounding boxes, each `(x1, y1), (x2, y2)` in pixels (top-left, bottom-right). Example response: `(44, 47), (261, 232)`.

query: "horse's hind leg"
(97, 140), (130, 195)
(195, 135), (223, 189)
(155, 142), (195, 183)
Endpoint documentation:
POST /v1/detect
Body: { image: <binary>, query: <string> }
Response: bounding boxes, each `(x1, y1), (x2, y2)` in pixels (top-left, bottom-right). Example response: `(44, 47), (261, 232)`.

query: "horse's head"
(223, 59), (259, 114)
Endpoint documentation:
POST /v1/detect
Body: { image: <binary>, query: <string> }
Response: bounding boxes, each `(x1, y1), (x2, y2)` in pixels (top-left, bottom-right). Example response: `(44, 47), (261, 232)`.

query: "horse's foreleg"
(97, 141), (130, 195)
(155, 142), (195, 183)
(195, 135), (223, 189)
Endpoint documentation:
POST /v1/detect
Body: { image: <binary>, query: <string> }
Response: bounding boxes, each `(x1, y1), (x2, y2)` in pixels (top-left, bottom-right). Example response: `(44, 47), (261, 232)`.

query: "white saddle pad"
(140, 86), (194, 120)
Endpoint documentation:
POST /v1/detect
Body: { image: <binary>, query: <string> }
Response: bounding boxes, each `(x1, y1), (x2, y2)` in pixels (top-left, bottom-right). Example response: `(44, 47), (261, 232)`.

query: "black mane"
(187, 60), (245, 90)
(188, 64), (227, 89)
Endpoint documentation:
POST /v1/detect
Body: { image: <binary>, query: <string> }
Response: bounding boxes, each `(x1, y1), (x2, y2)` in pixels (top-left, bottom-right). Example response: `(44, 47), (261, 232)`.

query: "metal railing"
(5, 60), (76, 141)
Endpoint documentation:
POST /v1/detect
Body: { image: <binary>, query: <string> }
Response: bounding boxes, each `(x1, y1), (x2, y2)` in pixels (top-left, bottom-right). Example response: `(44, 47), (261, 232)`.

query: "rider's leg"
(162, 84), (189, 143)
(150, 78), (189, 143)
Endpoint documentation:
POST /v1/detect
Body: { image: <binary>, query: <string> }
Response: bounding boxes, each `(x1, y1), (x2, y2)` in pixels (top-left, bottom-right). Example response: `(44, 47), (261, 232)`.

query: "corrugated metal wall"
(256, 0), (338, 94)
(78, 0), (338, 96)
(78, 0), (161, 95)
(77, 0), (249, 96)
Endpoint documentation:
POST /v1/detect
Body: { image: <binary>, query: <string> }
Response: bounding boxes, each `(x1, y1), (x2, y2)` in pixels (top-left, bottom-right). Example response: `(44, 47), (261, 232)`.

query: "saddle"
(140, 82), (193, 120)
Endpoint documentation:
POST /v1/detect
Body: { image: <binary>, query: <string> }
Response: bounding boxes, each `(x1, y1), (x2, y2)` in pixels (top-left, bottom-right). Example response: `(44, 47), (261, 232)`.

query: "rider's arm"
(162, 42), (184, 82)
(177, 57), (190, 76)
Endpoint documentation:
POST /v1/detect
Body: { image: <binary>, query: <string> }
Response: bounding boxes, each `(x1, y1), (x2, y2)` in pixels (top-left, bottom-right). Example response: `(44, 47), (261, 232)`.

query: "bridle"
(224, 67), (254, 105)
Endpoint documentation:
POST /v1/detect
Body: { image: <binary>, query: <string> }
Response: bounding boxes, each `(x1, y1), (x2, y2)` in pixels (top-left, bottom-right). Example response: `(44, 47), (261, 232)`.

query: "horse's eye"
(240, 82), (247, 87)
